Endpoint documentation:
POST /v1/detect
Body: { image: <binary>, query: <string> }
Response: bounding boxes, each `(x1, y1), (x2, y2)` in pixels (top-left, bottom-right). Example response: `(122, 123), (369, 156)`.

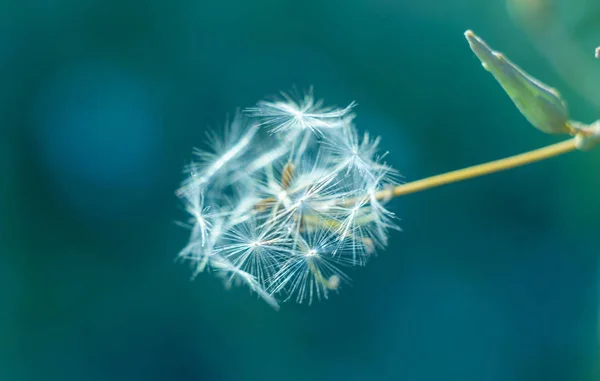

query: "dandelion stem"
(376, 137), (578, 200)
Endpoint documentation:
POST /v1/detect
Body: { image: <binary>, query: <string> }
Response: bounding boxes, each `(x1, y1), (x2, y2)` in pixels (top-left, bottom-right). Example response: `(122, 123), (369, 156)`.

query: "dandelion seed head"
(177, 89), (398, 308)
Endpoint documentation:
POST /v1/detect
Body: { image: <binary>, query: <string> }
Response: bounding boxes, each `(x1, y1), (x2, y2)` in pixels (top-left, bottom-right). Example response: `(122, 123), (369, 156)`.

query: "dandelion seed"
(323, 126), (393, 180)
(247, 90), (355, 135)
(177, 114), (259, 198)
(184, 190), (212, 246)
(241, 144), (292, 178)
(211, 255), (280, 310)
(269, 229), (351, 305)
(218, 219), (290, 286)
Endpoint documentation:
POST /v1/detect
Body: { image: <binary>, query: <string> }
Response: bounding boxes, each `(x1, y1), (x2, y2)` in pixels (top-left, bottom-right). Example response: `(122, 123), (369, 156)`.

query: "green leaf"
(465, 30), (571, 135)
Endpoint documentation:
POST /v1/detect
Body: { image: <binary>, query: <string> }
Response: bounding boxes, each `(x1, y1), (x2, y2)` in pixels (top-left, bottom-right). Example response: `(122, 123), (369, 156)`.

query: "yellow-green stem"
(375, 138), (577, 200)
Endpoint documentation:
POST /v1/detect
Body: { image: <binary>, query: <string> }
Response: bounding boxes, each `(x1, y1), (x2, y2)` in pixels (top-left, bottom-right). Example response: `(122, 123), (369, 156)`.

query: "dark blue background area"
(1, 1), (600, 380)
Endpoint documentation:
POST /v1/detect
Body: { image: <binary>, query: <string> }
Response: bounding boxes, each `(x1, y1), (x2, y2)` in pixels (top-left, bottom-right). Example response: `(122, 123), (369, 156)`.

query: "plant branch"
(373, 138), (578, 201)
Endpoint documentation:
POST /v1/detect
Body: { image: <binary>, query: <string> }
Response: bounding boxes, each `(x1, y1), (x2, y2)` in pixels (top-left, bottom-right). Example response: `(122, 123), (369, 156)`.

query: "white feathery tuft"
(177, 90), (398, 308)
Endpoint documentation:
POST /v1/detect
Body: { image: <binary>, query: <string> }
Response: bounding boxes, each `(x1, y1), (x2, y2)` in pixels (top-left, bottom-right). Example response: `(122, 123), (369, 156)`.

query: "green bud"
(465, 30), (571, 135)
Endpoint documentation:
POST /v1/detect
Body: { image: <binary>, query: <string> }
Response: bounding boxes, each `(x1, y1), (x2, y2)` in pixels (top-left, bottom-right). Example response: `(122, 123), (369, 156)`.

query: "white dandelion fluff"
(268, 228), (351, 305)
(246, 89), (356, 135)
(177, 90), (397, 309)
(177, 113), (259, 199)
(323, 125), (393, 180)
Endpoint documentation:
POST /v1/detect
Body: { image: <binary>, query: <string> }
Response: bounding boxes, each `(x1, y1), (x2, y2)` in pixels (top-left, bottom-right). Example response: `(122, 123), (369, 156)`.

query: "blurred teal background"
(1, 0), (600, 380)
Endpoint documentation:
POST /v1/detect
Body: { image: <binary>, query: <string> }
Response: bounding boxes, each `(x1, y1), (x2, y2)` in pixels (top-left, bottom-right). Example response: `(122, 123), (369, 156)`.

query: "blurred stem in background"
(507, 0), (600, 111)
(506, 2), (600, 375)
(463, 20), (600, 378)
